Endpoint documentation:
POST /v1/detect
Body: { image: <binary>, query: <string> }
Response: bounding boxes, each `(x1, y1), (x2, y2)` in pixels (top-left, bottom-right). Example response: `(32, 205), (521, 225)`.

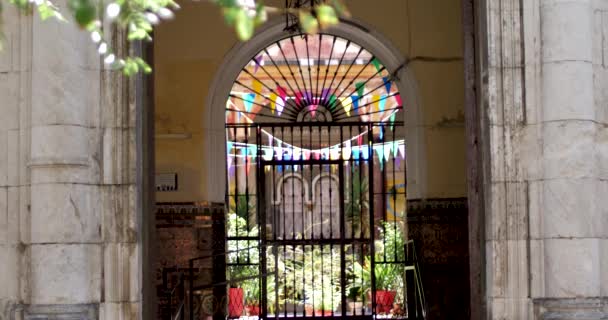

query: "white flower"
(104, 54), (115, 65)
(157, 7), (174, 19)
(145, 12), (159, 24)
(98, 42), (108, 54)
(91, 31), (102, 43)
(106, 3), (121, 19)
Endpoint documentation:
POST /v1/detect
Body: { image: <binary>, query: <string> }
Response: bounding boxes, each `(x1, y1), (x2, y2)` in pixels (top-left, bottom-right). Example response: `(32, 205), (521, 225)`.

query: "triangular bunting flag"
(361, 145), (370, 160)
(305, 91), (313, 104)
(269, 93), (277, 114)
(383, 144), (392, 161)
(340, 97), (352, 116)
(351, 95), (359, 112)
(249, 145), (257, 159)
(244, 93), (255, 112)
(277, 86), (287, 100)
(378, 95), (386, 112)
(303, 150), (311, 160)
(330, 147), (340, 160)
(355, 82), (365, 98)
(343, 140), (352, 160)
(321, 88), (331, 104)
(371, 58), (382, 72)
(328, 94), (337, 109)
(253, 55), (263, 73)
(395, 93), (402, 106)
(374, 145), (384, 162)
(383, 77), (392, 94)
(372, 94), (381, 111)
(398, 144), (406, 159)
(276, 96), (285, 116)
(252, 79), (263, 95)
(263, 147), (273, 161)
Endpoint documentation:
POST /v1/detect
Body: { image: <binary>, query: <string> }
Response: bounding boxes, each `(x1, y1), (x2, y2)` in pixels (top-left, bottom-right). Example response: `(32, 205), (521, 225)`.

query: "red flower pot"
(375, 290), (396, 314)
(228, 287), (244, 318)
(246, 304), (260, 316)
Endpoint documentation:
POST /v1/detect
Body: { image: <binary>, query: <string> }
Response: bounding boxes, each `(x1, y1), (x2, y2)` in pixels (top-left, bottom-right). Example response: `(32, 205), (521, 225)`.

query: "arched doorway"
(153, 2), (473, 319)
(218, 26), (425, 319)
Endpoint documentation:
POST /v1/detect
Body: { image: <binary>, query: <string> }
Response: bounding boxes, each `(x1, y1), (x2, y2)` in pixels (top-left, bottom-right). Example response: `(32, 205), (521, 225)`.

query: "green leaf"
(222, 6), (240, 26)
(235, 8), (254, 40)
(315, 4), (338, 28)
(298, 10), (318, 35)
(330, 0), (350, 18)
(254, 2), (266, 26)
(128, 28), (147, 40)
(70, 0), (97, 28)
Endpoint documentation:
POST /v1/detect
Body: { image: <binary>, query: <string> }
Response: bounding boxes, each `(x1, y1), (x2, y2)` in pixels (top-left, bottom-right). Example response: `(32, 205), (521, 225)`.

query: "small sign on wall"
(156, 173), (178, 192)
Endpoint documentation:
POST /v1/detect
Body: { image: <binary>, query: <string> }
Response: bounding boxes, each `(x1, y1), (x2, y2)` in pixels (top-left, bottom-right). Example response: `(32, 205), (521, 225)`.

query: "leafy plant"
(227, 213), (259, 288)
(0, 0), (351, 75)
(346, 221), (406, 298)
(345, 168), (370, 238)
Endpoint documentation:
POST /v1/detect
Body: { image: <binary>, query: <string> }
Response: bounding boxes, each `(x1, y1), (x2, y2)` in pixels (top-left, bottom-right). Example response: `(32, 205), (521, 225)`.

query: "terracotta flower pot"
(375, 290), (396, 314)
(305, 304), (314, 316)
(315, 310), (333, 316)
(246, 304), (260, 316)
(228, 287), (244, 318)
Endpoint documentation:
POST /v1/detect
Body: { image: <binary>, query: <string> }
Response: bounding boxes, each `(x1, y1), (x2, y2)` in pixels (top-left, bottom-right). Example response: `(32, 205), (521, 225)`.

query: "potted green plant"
(346, 220), (406, 314)
(306, 286), (340, 316)
(242, 278), (260, 316)
(227, 213), (259, 318)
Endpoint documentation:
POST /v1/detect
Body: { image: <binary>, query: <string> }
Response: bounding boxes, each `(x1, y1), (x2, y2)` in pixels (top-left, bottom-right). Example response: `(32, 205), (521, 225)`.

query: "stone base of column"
(534, 298), (608, 320)
(10, 304), (98, 320)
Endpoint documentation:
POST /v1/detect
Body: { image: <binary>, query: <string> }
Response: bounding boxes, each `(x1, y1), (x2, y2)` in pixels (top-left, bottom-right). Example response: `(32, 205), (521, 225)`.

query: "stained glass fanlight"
(225, 34), (402, 125)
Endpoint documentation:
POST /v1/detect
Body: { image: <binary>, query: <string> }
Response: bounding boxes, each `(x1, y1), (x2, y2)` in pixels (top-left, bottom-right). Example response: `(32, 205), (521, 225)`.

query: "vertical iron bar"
(367, 123), (376, 316)
(338, 129), (347, 317)
(406, 245), (416, 319)
(319, 36), (336, 106)
(212, 208), (227, 320)
(380, 124), (387, 264)
(189, 260), (193, 320)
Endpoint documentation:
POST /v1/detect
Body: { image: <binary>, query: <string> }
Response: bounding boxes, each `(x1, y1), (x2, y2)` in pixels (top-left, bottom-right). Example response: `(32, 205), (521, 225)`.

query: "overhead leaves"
(68, 0), (96, 28)
(299, 10), (318, 34)
(0, 0), (350, 75)
(315, 4), (338, 29)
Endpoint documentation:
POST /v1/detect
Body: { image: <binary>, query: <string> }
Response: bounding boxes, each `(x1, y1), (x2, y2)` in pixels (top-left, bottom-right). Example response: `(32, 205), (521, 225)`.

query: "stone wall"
(0, 3), (140, 319)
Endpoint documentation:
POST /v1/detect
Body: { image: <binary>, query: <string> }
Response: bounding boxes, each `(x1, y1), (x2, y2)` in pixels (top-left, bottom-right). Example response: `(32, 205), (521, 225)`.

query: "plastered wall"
(154, 0), (466, 202)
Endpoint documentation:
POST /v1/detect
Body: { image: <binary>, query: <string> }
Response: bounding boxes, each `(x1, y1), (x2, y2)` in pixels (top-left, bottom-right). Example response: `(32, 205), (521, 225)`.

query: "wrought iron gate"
(223, 33), (425, 319)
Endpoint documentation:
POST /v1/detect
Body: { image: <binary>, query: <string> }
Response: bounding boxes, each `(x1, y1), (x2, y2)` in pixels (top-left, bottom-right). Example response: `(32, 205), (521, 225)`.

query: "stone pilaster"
(0, 3), (31, 320)
(483, 0), (608, 318)
(0, 1), (141, 319)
